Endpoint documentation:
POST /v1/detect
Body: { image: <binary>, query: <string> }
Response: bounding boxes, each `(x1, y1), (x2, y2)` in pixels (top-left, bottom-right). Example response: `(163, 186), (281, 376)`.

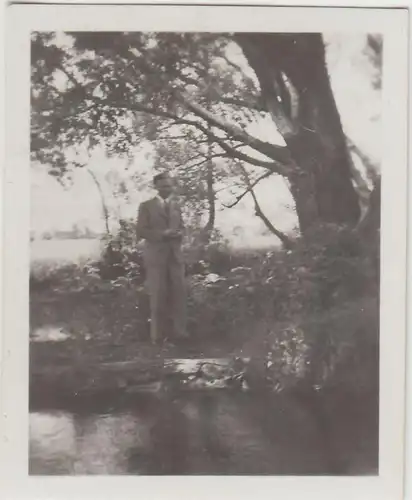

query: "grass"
(29, 263), (238, 374)
(30, 231), (379, 397)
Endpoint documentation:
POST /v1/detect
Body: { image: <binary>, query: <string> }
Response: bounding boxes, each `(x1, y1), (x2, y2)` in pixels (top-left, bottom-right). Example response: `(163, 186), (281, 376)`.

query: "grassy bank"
(30, 225), (379, 398)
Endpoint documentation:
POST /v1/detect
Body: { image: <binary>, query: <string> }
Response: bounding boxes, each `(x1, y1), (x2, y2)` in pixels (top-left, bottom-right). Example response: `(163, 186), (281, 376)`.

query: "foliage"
(33, 31), (294, 236)
(36, 222), (372, 397)
(96, 218), (237, 283)
(31, 31), (384, 242)
(184, 223), (378, 393)
(184, 223), (375, 327)
(30, 222), (379, 408)
(31, 31), (273, 174)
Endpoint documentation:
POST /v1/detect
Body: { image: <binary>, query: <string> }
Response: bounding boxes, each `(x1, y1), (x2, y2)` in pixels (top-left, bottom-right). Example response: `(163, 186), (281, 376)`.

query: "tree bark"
(356, 176), (381, 282)
(86, 167), (111, 236)
(203, 127), (216, 237)
(287, 168), (319, 235)
(236, 33), (361, 234)
(203, 160), (216, 234)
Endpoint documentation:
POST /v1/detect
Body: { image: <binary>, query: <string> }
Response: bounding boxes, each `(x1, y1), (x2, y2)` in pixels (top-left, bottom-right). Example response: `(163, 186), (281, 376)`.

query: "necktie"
(164, 199), (171, 223)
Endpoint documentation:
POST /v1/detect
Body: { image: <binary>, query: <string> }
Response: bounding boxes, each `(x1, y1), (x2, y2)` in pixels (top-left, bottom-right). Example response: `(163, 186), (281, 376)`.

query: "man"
(136, 173), (188, 345)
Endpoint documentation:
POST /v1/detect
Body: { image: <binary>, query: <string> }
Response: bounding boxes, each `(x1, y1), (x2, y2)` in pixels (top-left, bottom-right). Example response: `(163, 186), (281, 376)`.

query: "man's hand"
(163, 229), (183, 240)
(163, 229), (174, 238)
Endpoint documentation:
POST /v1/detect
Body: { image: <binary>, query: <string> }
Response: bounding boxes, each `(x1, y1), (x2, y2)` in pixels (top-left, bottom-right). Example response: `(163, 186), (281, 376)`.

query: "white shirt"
(156, 195), (172, 207)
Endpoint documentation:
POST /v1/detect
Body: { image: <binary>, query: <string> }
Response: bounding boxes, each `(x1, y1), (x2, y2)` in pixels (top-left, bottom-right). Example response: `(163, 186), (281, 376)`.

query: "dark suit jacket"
(136, 197), (185, 266)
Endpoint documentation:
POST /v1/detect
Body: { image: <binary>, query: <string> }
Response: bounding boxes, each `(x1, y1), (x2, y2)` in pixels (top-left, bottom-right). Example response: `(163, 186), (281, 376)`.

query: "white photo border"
(2, 4), (408, 500)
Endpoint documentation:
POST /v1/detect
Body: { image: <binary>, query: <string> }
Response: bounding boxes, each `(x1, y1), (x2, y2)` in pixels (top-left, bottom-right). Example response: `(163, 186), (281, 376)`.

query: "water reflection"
(30, 412), (76, 475)
(74, 413), (151, 474)
(31, 326), (71, 343)
(29, 391), (377, 475)
(30, 411), (150, 475)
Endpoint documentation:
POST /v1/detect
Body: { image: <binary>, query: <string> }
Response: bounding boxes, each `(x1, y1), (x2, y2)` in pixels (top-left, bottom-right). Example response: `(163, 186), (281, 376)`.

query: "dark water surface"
(29, 389), (378, 476)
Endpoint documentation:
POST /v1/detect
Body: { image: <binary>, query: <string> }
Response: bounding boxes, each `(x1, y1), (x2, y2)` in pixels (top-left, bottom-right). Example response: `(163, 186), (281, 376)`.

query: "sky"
(31, 33), (381, 249)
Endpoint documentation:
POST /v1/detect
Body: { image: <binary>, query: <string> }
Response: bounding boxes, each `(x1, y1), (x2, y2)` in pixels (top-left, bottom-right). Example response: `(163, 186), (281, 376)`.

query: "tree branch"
(219, 52), (258, 91)
(177, 69), (264, 112)
(219, 96), (265, 112)
(99, 98), (290, 173)
(223, 170), (274, 208)
(235, 35), (299, 139)
(52, 64), (293, 175)
(178, 92), (291, 164)
(184, 157), (210, 171)
(86, 167), (110, 236)
(238, 164), (293, 248)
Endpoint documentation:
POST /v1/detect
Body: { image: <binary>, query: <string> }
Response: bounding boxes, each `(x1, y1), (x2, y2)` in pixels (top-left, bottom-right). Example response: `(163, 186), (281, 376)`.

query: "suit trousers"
(144, 248), (187, 342)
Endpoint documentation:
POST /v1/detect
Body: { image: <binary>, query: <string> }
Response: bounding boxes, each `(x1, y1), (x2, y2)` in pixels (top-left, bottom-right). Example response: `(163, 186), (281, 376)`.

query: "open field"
(31, 238), (103, 272)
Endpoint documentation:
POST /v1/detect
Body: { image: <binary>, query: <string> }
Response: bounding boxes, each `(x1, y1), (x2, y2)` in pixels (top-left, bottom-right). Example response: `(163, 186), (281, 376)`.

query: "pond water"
(29, 390), (377, 476)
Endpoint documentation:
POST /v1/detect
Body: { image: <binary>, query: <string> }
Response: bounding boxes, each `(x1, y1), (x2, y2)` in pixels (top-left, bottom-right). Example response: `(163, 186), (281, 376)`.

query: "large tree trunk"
(203, 155), (216, 234)
(236, 33), (361, 234)
(357, 177), (381, 283)
(287, 168), (319, 234)
(202, 124), (216, 240)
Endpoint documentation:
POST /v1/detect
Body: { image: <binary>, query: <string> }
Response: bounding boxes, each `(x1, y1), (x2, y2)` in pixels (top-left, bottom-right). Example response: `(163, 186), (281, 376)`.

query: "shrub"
(32, 220), (379, 397)
(185, 223), (379, 394)
(98, 220), (145, 282)
(98, 222), (237, 281)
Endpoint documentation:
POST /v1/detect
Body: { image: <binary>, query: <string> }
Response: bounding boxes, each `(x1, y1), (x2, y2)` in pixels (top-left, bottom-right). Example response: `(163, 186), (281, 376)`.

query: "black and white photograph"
(1, 3), (408, 498)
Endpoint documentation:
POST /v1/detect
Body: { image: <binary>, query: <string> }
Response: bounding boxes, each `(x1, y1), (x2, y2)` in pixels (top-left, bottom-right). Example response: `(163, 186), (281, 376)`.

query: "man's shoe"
(162, 340), (177, 350)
